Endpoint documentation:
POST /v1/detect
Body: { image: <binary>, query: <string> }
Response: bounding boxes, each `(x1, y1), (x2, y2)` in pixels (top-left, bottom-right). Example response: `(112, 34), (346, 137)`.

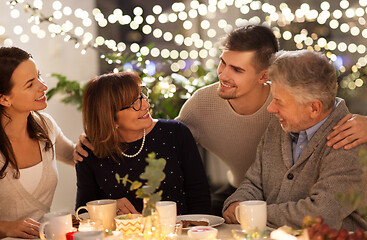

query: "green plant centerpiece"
(115, 152), (166, 217)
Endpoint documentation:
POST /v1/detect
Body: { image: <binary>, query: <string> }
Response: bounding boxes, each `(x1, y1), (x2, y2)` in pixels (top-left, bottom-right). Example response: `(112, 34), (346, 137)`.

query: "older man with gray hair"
(223, 50), (367, 231)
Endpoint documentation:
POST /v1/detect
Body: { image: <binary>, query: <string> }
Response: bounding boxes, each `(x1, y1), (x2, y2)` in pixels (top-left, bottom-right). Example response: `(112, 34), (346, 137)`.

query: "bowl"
(187, 226), (218, 239)
(114, 214), (143, 235)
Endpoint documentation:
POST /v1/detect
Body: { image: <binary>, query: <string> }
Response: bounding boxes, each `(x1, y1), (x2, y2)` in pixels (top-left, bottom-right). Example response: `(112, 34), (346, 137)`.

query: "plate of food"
(177, 214), (225, 230)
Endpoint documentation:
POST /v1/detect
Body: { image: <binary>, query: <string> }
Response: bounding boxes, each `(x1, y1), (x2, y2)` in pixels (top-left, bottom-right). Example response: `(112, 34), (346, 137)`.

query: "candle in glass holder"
(78, 219), (103, 231)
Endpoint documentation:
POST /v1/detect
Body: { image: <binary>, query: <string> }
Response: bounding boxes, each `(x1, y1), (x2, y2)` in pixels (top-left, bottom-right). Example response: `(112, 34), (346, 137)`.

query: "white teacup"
(156, 201), (177, 235)
(235, 200), (267, 232)
(39, 211), (72, 240)
(73, 231), (104, 240)
(76, 199), (117, 231)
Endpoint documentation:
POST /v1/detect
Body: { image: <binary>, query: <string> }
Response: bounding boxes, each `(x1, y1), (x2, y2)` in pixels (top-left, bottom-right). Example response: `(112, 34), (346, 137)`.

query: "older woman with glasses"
(75, 71), (211, 215)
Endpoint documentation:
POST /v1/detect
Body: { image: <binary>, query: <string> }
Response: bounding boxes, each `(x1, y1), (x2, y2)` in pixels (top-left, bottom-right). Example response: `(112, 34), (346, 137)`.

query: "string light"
(4, 0), (367, 91)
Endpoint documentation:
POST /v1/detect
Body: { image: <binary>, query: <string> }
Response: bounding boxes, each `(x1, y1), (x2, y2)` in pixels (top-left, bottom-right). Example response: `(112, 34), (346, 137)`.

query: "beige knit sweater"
(176, 82), (273, 187)
(0, 112), (74, 221)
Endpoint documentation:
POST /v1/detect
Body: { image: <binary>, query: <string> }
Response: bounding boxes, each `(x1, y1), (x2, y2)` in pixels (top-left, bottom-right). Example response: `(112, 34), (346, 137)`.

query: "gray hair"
(268, 50), (338, 111)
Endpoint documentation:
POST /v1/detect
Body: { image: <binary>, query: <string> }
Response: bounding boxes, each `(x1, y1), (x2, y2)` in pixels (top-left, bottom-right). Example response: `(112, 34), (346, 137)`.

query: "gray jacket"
(223, 98), (367, 230)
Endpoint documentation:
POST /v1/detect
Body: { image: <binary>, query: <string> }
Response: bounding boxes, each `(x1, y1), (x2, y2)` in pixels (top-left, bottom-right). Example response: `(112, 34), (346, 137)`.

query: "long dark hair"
(0, 47), (53, 179)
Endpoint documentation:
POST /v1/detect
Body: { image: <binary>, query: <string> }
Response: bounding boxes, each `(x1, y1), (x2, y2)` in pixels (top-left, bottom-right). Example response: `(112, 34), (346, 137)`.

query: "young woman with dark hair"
(0, 47), (75, 239)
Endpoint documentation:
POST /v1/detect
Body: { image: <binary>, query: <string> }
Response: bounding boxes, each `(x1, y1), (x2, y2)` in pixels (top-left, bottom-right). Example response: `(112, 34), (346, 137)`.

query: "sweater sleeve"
(175, 121), (211, 214)
(175, 91), (201, 143)
(266, 146), (366, 230)
(222, 134), (266, 211)
(42, 112), (75, 166)
(75, 149), (106, 210)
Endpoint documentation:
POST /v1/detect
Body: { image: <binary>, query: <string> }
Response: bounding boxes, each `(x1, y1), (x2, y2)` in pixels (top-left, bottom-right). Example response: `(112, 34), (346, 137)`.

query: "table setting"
(3, 199), (273, 240)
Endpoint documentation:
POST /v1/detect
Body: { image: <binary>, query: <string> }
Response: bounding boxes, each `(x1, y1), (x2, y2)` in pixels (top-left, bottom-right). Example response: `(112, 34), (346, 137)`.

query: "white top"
(0, 112), (75, 222)
(19, 161), (43, 194)
(176, 82), (273, 187)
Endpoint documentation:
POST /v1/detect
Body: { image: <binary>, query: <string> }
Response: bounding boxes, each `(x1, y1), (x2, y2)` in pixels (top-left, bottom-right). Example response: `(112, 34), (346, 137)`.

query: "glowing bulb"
(53, 11), (62, 19)
(10, 9), (20, 18)
(130, 43), (140, 53)
(13, 25), (23, 35)
(52, 1), (62, 10)
(183, 20), (193, 30)
(152, 5), (162, 15)
(0, 26), (6, 35)
(142, 25), (152, 34)
(133, 6), (143, 16)
(146, 15), (155, 24)
(20, 34), (30, 43)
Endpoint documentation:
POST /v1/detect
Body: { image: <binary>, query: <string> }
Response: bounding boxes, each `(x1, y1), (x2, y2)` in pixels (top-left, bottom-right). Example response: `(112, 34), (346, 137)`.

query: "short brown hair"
(222, 24), (279, 71)
(82, 71), (141, 158)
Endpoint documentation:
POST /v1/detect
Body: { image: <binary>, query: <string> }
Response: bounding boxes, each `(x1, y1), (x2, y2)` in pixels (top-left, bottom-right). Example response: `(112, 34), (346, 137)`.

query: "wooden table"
(4, 224), (243, 240)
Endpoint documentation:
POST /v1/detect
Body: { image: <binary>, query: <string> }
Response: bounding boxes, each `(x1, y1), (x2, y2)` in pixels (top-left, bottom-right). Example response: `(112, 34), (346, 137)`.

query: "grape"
(328, 229), (339, 239)
(314, 216), (323, 224)
(354, 229), (365, 240)
(339, 229), (349, 238)
(320, 224), (330, 235)
(296, 216), (366, 240)
(313, 232), (324, 240)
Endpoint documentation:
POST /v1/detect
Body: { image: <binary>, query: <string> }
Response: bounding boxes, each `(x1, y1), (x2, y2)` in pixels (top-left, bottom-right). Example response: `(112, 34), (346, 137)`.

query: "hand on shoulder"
(327, 114), (367, 150)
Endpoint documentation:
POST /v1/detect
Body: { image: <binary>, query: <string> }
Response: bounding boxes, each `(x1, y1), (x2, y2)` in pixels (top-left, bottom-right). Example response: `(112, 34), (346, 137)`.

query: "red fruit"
(349, 233), (358, 240)
(354, 229), (365, 240)
(328, 229), (339, 240)
(313, 232), (324, 240)
(308, 228), (316, 238)
(315, 216), (324, 224)
(313, 223), (322, 232)
(320, 224), (330, 235)
(339, 229), (349, 238)
(336, 237), (346, 240)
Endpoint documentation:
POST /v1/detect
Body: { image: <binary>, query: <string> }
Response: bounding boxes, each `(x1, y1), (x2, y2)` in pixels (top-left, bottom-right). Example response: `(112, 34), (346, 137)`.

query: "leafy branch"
(336, 148), (367, 220)
(115, 152), (166, 217)
(46, 73), (85, 111)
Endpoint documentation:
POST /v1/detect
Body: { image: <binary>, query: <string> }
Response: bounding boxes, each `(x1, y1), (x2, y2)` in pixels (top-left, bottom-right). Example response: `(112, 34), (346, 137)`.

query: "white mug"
(76, 199), (117, 231)
(235, 200), (267, 232)
(156, 201), (177, 235)
(39, 211), (72, 240)
(73, 231), (104, 240)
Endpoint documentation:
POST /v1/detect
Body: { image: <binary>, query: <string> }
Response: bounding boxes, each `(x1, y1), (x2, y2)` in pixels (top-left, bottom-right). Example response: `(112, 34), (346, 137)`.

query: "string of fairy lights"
(2, 0), (367, 91)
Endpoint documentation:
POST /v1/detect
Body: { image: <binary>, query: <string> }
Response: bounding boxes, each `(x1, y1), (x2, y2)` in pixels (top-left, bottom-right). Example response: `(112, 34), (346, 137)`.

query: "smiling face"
(115, 87), (153, 141)
(3, 58), (48, 114)
(267, 82), (313, 133)
(217, 50), (266, 100)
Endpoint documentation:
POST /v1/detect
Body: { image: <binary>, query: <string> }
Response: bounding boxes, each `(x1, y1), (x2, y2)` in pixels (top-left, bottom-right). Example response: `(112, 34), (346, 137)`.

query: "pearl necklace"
(121, 129), (146, 158)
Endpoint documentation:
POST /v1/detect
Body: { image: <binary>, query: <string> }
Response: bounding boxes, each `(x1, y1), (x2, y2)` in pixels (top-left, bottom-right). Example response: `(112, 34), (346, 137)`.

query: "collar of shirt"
(289, 101), (335, 164)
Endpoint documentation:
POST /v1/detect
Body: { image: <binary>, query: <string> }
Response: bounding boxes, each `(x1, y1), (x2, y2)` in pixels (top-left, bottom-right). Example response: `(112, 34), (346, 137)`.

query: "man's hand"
(327, 114), (367, 150)
(73, 133), (94, 163)
(116, 198), (139, 215)
(223, 202), (240, 224)
(0, 218), (40, 239)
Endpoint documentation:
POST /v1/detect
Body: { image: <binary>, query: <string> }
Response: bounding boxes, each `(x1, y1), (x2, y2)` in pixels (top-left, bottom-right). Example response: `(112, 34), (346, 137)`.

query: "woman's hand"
(223, 202), (240, 224)
(0, 218), (40, 239)
(116, 198), (139, 215)
(73, 133), (95, 163)
(327, 114), (367, 150)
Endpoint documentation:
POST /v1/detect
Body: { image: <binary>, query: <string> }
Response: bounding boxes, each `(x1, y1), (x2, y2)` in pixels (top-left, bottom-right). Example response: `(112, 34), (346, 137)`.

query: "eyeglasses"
(120, 86), (149, 111)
